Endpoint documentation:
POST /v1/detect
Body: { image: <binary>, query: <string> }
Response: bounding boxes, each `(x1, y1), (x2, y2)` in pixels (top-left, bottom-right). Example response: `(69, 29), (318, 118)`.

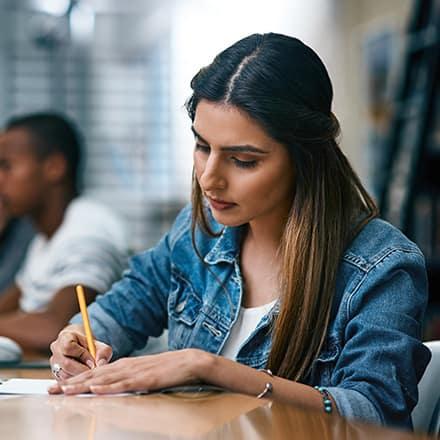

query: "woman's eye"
(195, 143), (210, 153)
(232, 157), (258, 169)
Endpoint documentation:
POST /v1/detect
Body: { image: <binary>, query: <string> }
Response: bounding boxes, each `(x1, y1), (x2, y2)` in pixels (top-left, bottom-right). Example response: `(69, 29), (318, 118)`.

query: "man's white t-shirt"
(16, 197), (129, 312)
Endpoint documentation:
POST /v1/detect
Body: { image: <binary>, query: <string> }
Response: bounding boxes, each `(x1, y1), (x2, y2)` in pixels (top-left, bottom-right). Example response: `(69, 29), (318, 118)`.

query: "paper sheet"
(0, 378), (56, 395)
(0, 379), (134, 397)
(0, 379), (227, 396)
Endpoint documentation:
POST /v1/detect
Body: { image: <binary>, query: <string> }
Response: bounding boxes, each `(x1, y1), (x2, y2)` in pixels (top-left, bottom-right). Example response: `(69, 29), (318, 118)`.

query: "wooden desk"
(0, 368), (435, 440)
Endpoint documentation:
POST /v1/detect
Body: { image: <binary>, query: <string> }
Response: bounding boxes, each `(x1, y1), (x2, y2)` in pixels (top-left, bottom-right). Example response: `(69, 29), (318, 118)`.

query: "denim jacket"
(73, 204), (431, 428)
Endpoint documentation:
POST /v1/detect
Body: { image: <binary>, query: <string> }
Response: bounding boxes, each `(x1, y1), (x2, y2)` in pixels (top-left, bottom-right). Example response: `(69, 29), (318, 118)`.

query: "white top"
(221, 299), (277, 360)
(16, 197), (129, 312)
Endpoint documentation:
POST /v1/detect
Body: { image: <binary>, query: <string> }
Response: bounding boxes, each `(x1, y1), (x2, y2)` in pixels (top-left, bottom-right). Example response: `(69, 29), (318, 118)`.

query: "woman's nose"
(198, 155), (226, 191)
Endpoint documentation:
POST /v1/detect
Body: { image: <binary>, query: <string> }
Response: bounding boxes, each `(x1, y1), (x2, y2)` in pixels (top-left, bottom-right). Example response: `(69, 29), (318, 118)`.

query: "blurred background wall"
(0, 0), (438, 335)
(0, 0), (412, 250)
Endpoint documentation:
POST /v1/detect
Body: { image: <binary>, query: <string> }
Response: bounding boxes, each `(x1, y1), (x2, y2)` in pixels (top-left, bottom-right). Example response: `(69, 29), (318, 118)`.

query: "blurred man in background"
(0, 112), (129, 352)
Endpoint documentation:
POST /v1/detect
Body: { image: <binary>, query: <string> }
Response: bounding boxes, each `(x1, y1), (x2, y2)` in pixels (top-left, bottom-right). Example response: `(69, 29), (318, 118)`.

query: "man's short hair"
(6, 112), (83, 192)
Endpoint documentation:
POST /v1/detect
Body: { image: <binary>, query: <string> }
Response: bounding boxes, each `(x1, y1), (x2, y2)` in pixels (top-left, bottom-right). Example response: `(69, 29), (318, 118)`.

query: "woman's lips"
(207, 196), (236, 210)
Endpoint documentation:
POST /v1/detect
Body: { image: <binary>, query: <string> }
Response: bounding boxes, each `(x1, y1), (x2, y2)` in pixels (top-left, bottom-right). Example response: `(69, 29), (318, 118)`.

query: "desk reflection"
(0, 391), (432, 440)
(47, 392), (264, 439)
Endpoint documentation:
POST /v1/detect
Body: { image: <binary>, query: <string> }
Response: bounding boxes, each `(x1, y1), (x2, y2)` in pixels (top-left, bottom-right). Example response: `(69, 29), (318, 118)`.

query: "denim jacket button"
(175, 299), (186, 313)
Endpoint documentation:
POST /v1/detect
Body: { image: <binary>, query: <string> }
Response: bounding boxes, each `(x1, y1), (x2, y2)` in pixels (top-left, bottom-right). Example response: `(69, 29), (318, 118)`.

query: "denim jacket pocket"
(168, 273), (202, 349)
(307, 336), (341, 386)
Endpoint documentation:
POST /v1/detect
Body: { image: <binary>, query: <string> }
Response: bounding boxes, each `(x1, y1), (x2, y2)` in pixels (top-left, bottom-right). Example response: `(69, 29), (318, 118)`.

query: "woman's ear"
(43, 153), (68, 184)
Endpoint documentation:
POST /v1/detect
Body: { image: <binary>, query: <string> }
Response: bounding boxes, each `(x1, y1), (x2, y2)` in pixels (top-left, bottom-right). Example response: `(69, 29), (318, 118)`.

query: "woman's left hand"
(47, 349), (210, 395)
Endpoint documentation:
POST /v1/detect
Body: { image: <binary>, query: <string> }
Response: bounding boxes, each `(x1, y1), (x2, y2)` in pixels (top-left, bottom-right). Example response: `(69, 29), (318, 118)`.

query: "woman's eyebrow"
(191, 126), (269, 154)
(191, 126), (207, 143)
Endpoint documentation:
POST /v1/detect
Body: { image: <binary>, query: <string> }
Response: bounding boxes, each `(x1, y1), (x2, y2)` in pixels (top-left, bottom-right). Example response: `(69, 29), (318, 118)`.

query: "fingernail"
(61, 385), (73, 393)
(97, 358), (107, 367)
(86, 360), (95, 369)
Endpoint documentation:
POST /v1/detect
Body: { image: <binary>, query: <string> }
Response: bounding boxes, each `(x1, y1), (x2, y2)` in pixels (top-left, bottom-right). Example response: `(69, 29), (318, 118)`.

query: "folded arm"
(0, 285), (98, 351)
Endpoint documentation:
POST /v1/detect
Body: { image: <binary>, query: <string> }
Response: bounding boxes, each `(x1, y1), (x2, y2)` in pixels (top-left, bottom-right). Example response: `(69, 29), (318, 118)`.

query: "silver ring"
(52, 363), (62, 379)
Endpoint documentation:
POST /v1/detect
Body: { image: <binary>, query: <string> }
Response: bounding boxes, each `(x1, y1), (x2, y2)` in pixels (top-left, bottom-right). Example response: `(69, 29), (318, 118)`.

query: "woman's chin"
(211, 212), (246, 228)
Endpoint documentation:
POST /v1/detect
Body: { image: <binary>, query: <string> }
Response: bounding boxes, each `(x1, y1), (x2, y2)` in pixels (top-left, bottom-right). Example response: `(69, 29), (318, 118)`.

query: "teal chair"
(412, 340), (440, 435)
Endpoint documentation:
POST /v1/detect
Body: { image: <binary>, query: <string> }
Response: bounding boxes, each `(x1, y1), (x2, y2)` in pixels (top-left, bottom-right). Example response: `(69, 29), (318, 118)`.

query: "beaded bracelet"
(257, 369), (274, 399)
(314, 386), (333, 414)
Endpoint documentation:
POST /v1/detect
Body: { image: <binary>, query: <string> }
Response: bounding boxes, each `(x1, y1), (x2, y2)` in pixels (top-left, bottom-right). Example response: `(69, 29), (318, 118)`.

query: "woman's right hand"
(49, 324), (113, 382)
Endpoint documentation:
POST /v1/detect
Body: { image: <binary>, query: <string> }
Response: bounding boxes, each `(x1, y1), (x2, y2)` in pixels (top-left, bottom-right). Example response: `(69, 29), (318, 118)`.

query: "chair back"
(412, 340), (440, 435)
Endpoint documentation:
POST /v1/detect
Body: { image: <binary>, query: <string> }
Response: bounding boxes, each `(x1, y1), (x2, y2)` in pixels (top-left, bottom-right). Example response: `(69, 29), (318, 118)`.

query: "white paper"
(0, 379), (225, 396)
(0, 378), (56, 395)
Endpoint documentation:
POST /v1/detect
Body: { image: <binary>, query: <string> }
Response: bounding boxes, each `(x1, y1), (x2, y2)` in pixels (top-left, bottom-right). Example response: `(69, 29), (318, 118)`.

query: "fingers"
(52, 358), (138, 395)
(51, 362), (71, 382)
(60, 331), (95, 365)
(89, 382), (133, 395)
(49, 327), (112, 379)
(60, 382), (94, 395)
(47, 382), (63, 394)
(94, 341), (113, 367)
(50, 354), (89, 380)
(48, 365), (94, 394)
(48, 351), (196, 396)
(51, 364), (119, 395)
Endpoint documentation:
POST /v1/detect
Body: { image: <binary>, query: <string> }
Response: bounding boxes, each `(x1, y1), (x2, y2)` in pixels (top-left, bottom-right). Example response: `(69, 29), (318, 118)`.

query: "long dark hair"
(185, 33), (378, 380)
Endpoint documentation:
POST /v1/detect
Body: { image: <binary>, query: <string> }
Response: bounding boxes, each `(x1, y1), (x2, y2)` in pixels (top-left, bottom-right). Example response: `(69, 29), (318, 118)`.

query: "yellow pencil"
(75, 284), (96, 365)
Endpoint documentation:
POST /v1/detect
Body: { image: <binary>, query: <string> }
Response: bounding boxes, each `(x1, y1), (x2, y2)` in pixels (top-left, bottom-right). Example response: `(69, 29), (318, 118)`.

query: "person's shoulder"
(167, 203), (193, 246)
(67, 196), (120, 219)
(343, 218), (424, 271)
(60, 196), (128, 246)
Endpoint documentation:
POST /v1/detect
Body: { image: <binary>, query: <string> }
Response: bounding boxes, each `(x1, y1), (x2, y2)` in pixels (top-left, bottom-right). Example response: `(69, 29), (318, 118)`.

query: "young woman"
(48, 33), (430, 429)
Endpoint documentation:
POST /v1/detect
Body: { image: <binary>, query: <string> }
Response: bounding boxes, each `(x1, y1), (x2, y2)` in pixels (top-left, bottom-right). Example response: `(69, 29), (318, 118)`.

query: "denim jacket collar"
(204, 225), (243, 265)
